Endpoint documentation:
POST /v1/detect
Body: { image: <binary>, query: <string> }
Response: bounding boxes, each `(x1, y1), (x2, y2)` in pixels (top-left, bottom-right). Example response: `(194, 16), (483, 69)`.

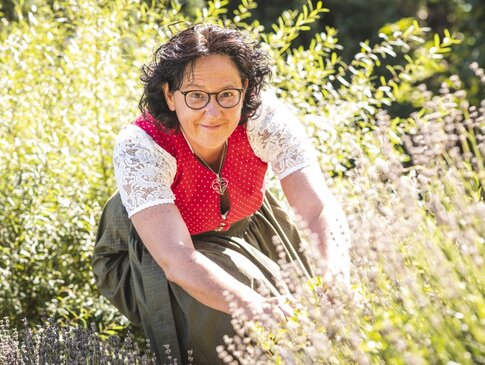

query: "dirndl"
(92, 190), (311, 364)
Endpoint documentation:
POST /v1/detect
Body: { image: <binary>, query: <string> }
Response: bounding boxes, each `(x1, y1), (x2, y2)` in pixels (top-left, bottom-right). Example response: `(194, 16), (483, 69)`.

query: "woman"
(93, 24), (350, 364)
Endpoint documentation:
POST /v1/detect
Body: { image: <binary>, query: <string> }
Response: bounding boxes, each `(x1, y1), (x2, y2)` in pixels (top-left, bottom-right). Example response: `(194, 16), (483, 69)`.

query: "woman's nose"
(204, 96), (222, 117)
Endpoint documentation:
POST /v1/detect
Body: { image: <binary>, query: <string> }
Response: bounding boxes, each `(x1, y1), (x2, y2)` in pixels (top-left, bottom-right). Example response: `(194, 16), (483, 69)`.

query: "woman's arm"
(114, 126), (292, 319)
(280, 164), (351, 287)
(131, 204), (292, 318)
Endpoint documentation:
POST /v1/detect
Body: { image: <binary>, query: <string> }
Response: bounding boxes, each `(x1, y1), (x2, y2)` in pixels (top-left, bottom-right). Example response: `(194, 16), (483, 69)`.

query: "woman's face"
(163, 54), (248, 162)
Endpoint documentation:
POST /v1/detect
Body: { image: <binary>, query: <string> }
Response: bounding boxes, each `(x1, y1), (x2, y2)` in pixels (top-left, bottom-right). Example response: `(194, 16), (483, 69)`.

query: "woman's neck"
(197, 145), (226, 171)
(180, 129), (226, 170)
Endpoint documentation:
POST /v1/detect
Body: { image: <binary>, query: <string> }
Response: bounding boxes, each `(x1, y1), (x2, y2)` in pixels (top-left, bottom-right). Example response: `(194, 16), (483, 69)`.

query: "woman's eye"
(220, 90), (235, 98)
(189, 92), (205, 99)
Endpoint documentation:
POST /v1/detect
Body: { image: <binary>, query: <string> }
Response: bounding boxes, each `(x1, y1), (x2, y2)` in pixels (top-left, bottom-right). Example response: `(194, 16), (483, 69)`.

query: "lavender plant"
(0, 317), (157, 364)
(218, 55), (485, 365)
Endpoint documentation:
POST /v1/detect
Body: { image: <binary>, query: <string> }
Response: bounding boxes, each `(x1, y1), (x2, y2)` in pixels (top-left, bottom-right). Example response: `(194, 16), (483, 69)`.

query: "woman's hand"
(245, 295), (296, 322)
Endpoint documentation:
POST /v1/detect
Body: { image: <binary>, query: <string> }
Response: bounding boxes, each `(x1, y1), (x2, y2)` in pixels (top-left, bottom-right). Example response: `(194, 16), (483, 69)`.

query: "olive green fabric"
(92, 191), (311, 364)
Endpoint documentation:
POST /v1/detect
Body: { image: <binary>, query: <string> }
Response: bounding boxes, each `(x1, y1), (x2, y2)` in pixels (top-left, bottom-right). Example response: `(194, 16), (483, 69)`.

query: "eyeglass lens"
(183, 89), (242, 109)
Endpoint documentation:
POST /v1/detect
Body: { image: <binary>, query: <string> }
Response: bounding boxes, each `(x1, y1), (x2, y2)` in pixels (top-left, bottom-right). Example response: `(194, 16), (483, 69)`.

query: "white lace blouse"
(113, 90), (316, 217)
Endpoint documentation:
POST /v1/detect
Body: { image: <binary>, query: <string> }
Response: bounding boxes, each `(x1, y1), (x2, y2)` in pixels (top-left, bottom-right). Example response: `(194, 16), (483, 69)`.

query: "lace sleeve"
(247, 89), (316, 179)
(113, 124), (176, 217)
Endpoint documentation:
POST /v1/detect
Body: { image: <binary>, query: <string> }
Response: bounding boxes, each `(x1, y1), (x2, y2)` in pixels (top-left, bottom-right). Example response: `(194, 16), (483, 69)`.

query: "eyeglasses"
(178, 88), (245, 110)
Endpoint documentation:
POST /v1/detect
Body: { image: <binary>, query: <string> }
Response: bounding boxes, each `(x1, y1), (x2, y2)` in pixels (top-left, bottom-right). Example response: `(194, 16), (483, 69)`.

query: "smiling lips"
(201, 124), (222, 129)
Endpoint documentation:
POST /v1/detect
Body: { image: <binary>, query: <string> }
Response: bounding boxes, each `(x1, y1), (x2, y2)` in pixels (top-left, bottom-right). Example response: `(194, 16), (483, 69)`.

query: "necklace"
(180, 129), (228, 196)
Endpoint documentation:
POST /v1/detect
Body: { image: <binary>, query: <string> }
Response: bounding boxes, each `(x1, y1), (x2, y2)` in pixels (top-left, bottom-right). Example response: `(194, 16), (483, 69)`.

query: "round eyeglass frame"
(178, 88), (245, 110)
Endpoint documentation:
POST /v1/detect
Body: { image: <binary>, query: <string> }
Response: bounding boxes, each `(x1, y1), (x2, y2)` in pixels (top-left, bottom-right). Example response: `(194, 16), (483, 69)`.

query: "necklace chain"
(180, 129), (228, 196)
(196, 141), (226, 176)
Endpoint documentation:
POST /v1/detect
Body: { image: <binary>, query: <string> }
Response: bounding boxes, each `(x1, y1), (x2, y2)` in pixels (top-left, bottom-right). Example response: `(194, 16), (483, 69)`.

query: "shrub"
(221, 66), (485, 363)
(216, 6), (485, 364)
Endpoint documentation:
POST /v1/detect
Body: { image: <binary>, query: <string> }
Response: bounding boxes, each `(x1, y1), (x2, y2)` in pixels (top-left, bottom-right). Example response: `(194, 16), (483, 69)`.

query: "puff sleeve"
(247, 90), (316, 179)
(113, 124), (176, 217)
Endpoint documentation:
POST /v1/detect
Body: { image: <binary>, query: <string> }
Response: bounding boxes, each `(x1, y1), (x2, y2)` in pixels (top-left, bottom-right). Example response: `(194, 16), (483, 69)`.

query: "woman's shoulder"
(245, 87), (316, 178)
(246, 88), (278, 130)
(116, 115), (179, 157)
(246, 88), (302, 131)
(113, 121), (177, 218)
(115, 123), (151, 146)
(114, 122), (177, 167)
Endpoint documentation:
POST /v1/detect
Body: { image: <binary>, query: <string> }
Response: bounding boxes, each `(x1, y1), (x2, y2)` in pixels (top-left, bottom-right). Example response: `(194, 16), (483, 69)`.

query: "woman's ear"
(162, 83), (176, 111)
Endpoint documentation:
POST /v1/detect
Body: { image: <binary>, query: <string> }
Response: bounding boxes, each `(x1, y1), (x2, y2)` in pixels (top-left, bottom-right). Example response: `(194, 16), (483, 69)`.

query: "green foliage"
(0, 0), (484, 363)
(0, 0), (174, 331)
(225, 59), (485, 364)
(323, 0), (485, 104)
(261, 0), (327, 55)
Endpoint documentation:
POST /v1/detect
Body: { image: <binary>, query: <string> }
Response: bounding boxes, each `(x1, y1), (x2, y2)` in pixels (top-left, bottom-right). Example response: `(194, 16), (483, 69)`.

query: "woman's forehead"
(182, 54), (243, 87)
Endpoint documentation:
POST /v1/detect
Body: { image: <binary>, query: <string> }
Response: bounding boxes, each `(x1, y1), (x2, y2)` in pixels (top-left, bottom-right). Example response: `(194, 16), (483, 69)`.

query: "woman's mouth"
(201, 124), (222, 129)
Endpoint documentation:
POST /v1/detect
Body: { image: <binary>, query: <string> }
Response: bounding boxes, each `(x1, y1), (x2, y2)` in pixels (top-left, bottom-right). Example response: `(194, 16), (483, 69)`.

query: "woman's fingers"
(263, 296), (295, 320)
(243, 295), (300, 322)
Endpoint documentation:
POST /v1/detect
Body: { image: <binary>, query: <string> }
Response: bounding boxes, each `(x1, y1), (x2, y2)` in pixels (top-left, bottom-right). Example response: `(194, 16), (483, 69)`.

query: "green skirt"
(92, 191), (311, 364)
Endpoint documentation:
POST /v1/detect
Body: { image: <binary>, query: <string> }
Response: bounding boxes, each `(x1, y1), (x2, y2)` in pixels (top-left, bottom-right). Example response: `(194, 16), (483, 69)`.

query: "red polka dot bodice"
(134, 115), (268, 235)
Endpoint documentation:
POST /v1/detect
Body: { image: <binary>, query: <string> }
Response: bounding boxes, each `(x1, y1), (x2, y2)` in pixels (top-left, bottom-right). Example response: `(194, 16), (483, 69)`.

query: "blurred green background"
(2, 0), (484, 103)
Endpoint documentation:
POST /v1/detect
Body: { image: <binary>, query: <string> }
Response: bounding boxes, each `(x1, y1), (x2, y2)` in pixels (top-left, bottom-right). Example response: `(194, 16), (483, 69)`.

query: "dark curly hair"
(138, 24), (271, 130)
